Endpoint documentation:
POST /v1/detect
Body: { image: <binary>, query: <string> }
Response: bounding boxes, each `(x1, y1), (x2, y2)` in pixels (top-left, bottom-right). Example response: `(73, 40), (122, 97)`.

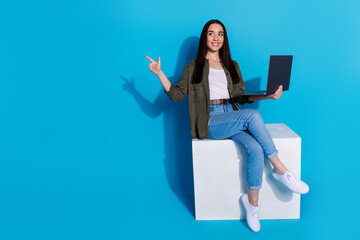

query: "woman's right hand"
(145, 55), (161, 76)
(145, 55), (171, 92)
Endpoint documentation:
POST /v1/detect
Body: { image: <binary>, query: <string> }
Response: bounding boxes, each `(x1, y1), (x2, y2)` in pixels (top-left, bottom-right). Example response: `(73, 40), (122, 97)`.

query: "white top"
(209, 68), (229, 100)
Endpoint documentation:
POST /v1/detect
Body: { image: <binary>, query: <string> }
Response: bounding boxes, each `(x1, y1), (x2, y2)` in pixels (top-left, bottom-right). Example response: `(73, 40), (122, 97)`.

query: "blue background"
(1, 0), (359, 239)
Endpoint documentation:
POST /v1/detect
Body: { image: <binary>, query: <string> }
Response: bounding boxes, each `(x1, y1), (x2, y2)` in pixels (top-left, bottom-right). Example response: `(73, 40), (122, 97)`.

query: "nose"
(214, 34), (218, 41)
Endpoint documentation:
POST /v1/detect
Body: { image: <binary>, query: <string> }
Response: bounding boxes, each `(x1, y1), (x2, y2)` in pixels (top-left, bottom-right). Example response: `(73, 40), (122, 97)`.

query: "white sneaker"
(272, 170), (309, 194)
(241, 194), (260, 232)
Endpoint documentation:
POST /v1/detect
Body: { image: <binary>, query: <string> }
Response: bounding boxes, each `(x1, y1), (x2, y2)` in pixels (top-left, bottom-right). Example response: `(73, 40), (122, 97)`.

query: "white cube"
(192, 123), (301, 220)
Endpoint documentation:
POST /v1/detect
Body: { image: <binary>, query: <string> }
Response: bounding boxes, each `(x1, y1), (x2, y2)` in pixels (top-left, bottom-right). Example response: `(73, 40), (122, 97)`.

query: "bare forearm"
(145, 55), (171, 92)
(248, 85), (284, 102)
(157, 70), (171, 92)
(248, 95), (269, 102)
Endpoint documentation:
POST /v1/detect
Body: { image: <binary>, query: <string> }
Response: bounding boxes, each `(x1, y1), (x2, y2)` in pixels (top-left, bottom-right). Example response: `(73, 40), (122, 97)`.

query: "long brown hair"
(192, 19), (240, 84)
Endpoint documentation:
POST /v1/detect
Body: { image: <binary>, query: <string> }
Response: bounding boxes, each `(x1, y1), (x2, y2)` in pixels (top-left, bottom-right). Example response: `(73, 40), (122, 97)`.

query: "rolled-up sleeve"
(234, 95), (254, 105)
(165, 63), (190, 103)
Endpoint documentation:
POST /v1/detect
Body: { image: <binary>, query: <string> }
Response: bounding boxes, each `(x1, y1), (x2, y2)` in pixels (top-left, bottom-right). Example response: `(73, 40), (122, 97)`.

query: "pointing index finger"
(145, 55), (155, 63)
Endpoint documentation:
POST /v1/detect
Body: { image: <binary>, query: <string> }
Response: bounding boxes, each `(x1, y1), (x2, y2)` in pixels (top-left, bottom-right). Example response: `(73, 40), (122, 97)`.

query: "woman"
(145, 19), (309, 232)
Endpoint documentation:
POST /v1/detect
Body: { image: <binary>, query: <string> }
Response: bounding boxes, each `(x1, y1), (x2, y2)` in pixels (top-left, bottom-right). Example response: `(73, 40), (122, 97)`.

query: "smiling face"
(206, 23), (224, 53)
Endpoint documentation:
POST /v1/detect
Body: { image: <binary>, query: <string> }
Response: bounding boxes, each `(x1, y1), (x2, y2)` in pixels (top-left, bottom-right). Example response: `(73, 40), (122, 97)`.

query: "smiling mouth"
(211, 42), (220, 47)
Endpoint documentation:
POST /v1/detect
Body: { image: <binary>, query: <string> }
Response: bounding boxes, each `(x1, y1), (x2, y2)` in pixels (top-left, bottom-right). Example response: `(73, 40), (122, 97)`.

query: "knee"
(250, 109), (262, 120)
(245, 109), (263, 123)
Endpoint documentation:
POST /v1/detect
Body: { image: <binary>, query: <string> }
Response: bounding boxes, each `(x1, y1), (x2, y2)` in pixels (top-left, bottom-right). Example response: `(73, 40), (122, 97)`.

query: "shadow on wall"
(121, 37), (263, 218)
(122, 37), (198, 217)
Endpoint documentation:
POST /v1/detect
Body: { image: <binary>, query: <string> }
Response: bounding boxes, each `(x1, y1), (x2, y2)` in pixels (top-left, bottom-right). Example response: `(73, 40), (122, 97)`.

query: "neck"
(205, 51), (221, 62)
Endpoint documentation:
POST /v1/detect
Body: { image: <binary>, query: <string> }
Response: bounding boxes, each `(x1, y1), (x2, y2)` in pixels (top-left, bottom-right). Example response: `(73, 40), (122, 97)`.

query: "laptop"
(235, 55), (293, 96)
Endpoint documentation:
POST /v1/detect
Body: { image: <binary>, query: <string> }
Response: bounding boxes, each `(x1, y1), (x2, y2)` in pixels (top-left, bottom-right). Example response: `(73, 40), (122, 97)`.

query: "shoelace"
(252, 208), (260, 219)
(286, 171), (292, 181)
(285, 171), (299, 188)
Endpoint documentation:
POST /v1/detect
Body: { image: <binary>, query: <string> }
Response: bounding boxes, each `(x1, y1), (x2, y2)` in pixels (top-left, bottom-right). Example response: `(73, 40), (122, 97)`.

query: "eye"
(219, 33), (224, 37)
(208, 32), (213, 36)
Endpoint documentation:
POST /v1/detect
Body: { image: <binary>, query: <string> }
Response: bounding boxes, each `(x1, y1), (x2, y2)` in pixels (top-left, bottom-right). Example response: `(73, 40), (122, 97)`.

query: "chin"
(209, 47), (220, 52)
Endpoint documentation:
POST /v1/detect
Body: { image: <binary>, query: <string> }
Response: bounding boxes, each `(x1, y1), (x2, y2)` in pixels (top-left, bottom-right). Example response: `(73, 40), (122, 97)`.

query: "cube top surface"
(266, 124), (300, 139)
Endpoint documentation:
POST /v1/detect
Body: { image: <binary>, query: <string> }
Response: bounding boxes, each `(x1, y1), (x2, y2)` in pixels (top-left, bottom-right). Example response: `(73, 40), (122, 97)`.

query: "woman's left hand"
(267, 85), (283, 100)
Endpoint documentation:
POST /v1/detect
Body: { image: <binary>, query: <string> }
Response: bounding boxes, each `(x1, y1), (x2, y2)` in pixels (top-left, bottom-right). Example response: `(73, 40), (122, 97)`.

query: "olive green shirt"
(165, 59), (253, 139)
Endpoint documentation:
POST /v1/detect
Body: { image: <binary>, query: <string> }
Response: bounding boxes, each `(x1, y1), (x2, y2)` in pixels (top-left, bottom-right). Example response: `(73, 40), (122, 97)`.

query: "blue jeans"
(207, 103), (278, 190)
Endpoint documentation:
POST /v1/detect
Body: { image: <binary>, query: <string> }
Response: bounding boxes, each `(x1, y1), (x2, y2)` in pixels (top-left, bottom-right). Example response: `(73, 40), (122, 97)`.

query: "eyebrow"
(208, 30), (224, 33)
